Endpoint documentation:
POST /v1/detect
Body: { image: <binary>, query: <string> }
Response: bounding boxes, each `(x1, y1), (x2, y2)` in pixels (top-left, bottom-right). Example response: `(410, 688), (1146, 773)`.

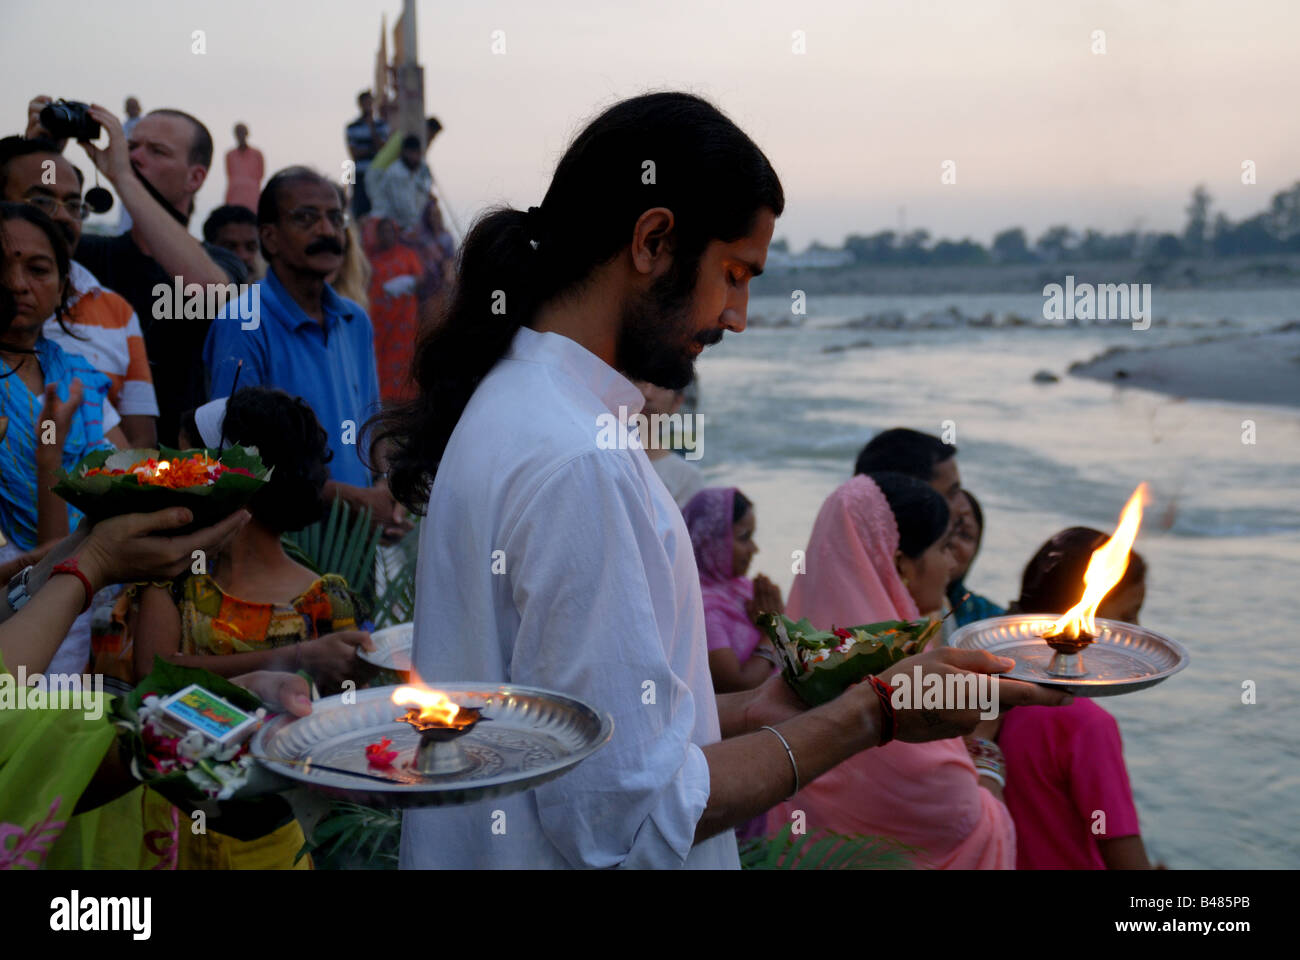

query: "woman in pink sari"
(682, 487), (782, 693)
(765, 472), (1016, 869)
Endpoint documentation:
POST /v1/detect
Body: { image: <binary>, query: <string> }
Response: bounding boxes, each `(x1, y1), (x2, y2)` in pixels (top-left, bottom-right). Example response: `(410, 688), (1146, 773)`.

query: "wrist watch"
(6, 564), (34, 613)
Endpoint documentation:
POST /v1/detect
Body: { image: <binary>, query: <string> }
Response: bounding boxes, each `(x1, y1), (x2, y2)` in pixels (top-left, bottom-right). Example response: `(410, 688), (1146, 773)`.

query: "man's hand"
(890, 647), (1070, 743)
(739, 672), (808, 732)
(79, 105), (133, 185)
(25, 95), (68, 150)
(325, 479), (414, 545)
(75, 507), (251, 589)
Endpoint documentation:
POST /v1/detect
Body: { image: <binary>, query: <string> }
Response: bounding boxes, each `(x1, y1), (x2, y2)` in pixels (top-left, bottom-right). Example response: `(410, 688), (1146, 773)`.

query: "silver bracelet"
(6, 564), (34, 613)
(761, 725), (800, 800)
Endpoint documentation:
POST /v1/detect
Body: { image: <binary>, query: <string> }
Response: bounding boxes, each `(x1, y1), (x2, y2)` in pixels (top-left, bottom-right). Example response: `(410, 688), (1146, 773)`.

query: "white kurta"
(400, 327), (739, 869)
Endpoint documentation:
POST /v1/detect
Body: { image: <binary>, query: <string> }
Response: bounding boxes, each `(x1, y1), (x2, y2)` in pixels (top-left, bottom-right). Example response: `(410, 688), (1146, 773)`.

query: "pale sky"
(4, 0), (1298, 250)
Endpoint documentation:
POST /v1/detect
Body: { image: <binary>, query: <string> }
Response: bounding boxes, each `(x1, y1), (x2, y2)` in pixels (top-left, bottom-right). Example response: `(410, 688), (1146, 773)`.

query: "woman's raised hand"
(747, 573), (785, 620)
(35, 379), (82, 466)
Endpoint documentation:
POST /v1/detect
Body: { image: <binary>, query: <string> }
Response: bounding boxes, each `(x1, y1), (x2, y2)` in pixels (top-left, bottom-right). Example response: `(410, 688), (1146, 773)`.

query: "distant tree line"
(800, 182), (1300, 266)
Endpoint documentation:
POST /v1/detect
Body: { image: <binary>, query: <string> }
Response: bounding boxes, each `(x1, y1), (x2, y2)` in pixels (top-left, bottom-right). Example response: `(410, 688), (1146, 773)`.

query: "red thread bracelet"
(867, 675), (897, 745)
(51, 557), (94, 614)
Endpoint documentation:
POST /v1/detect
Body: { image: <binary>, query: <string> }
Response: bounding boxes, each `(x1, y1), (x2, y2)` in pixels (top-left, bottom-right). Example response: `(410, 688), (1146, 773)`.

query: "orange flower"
(85, 453), (240, 489)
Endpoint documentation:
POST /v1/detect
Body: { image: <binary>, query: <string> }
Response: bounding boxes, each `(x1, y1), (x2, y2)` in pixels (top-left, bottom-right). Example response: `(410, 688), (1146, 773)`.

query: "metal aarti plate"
(948, 614), (1189, 696)
(252, 683), (614, 807)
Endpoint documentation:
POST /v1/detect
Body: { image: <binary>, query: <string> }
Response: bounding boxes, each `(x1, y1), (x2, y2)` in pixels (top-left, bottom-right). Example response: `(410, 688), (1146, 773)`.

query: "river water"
(690, 288), (1300, 869)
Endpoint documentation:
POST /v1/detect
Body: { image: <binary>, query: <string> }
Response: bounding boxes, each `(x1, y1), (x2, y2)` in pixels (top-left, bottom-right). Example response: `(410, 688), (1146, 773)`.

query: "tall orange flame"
(1043, 482), (1149, 640)
(392, 685), (461, 726)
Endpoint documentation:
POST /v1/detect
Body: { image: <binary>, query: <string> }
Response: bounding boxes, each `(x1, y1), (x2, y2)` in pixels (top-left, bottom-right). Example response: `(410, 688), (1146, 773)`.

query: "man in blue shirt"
(204, 166), (410, 542)
(345, 91), (390, 219)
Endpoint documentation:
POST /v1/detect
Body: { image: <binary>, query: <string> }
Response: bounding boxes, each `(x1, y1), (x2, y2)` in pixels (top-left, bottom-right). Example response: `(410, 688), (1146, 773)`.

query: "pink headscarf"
(766, 475), (1015, 869)
(786, 475), (919, 628)
(683, 488), (762, 663)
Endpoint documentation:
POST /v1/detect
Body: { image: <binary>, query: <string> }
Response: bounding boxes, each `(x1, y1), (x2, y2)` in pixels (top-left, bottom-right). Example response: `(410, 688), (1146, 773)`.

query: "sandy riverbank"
(1069, 324), (1300, 408)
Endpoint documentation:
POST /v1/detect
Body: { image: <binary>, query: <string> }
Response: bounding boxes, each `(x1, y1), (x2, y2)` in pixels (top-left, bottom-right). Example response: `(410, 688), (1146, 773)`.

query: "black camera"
(38, 100), (101, 141)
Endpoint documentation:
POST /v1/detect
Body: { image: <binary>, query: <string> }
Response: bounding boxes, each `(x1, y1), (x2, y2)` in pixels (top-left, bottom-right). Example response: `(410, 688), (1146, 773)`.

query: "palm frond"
(286, 498), (383, 616)
(372, 553), (419, 628)
(298, 800), (402, 869)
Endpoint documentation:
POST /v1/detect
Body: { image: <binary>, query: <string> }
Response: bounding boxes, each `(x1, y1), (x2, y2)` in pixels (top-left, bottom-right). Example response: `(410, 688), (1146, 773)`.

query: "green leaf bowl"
(52, 445), (271, 535)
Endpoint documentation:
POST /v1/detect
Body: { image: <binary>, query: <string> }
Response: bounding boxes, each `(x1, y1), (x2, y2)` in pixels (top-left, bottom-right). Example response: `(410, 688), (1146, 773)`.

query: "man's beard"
(616, 257), (718, 390)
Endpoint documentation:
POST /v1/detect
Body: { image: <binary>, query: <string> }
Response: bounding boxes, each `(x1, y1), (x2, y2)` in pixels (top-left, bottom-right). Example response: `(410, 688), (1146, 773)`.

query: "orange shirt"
(43, 261), (158, 417)
(225, 145), (265, 211)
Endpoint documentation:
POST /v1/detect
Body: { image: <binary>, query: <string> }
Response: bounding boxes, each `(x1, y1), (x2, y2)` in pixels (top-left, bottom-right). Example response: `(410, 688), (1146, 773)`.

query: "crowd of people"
(0, 87), (449, 867)
(2, 88), (1159, 870)
(679, 428), (1157, 869)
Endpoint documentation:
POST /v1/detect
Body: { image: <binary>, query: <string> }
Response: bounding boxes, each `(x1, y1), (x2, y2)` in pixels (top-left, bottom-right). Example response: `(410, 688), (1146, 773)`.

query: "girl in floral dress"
(100, 387), (374, 869)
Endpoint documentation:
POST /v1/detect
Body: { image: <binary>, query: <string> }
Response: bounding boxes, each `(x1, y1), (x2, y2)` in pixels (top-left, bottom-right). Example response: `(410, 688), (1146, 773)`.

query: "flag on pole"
(393, 9), (406, 66)
(374, 15), (388, 104)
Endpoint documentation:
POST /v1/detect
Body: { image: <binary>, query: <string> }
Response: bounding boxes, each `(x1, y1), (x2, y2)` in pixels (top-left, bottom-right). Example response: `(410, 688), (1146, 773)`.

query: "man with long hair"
(371, 92), (1063, 869)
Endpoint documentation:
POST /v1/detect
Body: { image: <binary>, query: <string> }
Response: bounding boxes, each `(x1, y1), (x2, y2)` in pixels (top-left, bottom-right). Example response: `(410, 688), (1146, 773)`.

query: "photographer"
(26, 97), (247, 446)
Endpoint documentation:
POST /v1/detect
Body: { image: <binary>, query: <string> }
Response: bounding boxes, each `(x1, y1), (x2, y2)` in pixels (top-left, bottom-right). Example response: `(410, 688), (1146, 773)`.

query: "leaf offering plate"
(52, 446), (271, 534)
(759, 613), (941, 706)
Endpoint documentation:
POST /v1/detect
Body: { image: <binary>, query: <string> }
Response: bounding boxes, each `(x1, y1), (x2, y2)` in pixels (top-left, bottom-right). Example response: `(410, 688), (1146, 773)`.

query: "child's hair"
(732, 490), (752, 524)
(217, 387), (334, 534)
(1016, 526), (1147, 614)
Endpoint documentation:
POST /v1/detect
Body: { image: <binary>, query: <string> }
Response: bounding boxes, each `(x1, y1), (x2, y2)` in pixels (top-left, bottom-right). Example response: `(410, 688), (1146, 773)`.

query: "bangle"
(6, 564), (34, 613)
(51, 556), (94, 614)
(760, 725), (800, 800)
(965, 736), (1004, 766)
(975, 766), (1006, 789)
(866, 675), (897, 745)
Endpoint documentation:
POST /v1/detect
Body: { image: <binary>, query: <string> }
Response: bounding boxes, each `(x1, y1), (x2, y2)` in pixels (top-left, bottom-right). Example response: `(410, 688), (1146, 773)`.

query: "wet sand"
(1069, 325), (1300, 408)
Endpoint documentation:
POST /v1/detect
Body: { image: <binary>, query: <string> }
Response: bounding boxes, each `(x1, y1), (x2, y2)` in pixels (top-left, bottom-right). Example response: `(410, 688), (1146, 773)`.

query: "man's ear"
(259, 223), (278, 259)
(186, 164), (207, 196)
(629, 207), (674, 275)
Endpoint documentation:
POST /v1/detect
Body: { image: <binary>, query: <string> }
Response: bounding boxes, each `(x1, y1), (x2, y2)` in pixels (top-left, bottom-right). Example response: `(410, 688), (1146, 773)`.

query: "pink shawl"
(766, 475), (1014, 869)
(683, 488), (763, 663)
